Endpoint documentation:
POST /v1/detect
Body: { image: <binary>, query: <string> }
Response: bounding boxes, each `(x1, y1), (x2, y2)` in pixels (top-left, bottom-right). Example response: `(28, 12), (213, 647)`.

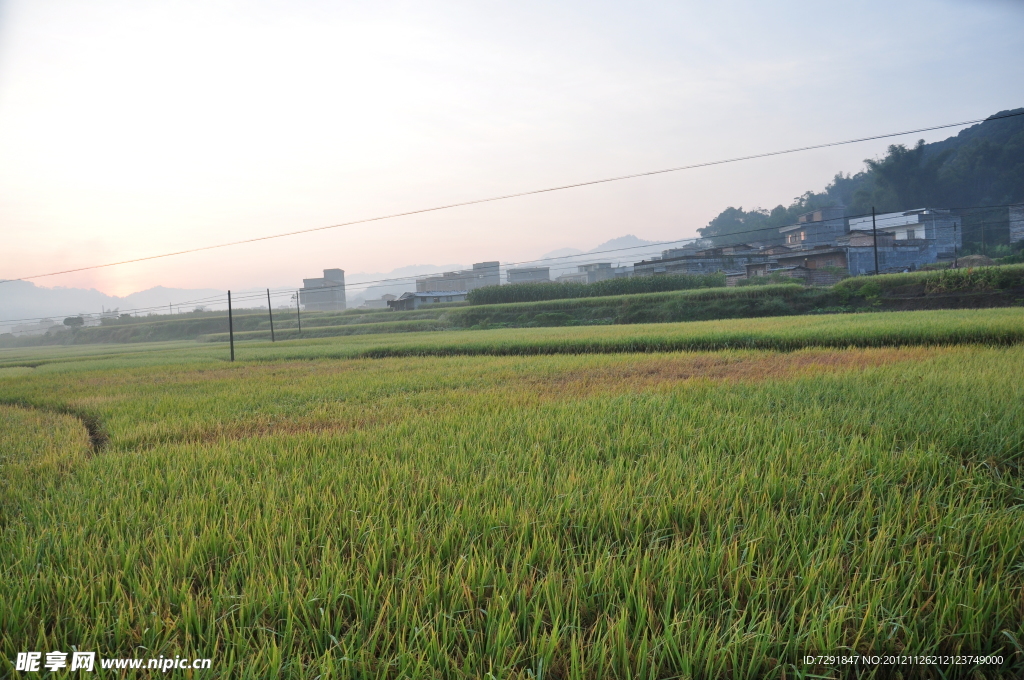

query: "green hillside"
(699, 108), (1024, 251)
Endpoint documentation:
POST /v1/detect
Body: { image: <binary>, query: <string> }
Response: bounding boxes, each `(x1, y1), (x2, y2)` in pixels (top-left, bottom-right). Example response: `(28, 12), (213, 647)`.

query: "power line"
(3, 110), (1022, 285)
(262, 207), (1019, 295)
(266, 203), (1024, 295)
(0, 205), (1015, 327)
(0, 216), (1008, 328)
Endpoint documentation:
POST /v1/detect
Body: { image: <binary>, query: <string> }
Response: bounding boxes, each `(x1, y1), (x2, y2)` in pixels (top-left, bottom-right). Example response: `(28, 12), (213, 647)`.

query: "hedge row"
(467, 273), (726, 305)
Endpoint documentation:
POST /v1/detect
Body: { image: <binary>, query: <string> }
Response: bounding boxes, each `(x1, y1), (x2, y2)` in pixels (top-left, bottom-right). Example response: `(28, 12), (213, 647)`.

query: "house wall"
(300, 269), (346, 311)
(846, 243), (939, 275)
(634, 254), (772, 276)
(507, 267), (550, 283)
(775, 268), (845, 286)
(388, 292), (466, 311)
(300, 286), (346, 311)
(416, 276), (466, 293)
(776, 251), (847, 271)
(1010, 204), (1024, 244)
(848, 212), (960, 257)
(578, 263), (615, 283)
(745, 262), (771, 277)
(412, 293), (466, 309)
(781, 221), (846, 247)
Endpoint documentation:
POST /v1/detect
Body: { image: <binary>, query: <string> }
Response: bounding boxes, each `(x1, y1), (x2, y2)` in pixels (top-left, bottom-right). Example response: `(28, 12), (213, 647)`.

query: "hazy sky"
(1, 0), (1022, 296)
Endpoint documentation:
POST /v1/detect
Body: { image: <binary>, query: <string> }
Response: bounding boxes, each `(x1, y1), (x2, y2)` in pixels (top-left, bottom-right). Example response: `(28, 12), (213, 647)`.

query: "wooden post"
(871, 206), (879, 275)
(266, 289), (275, 342)
(228, 290), (235, 362)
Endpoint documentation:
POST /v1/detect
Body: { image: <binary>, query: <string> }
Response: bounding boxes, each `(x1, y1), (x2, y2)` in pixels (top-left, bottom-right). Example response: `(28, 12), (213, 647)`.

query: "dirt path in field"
(536, 346), (942, 395)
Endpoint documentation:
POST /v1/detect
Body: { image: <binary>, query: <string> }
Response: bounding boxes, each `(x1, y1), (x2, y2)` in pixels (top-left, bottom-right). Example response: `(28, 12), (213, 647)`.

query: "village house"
(387, 291), (468, 311)
(778, 206), (846, 247)
(847, 208), (961, 259)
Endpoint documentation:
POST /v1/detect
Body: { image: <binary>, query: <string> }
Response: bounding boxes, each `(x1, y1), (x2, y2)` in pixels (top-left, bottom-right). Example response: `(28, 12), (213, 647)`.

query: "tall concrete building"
(416, 262), (500, 292)
(300, 268), (346, 311)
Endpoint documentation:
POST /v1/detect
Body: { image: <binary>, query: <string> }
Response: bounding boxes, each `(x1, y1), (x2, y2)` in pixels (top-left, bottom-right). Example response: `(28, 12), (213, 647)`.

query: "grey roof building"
(387, 291), (467, 311)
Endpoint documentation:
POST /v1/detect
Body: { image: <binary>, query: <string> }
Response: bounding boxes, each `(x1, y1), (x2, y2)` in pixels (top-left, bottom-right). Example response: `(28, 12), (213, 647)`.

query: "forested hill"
(698, 108), (1024, 248)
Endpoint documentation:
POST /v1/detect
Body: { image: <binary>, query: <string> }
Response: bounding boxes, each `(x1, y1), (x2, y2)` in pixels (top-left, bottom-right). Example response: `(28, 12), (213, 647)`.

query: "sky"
(0, 0), (1022, 297)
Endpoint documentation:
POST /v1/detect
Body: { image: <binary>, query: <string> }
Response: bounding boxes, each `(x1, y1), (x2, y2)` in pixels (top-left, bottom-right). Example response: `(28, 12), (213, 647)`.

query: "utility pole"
(169, 303), (173, 316)
(266, 289), (275, 342)
(295, 290), (302, 335)
(981, 221), (986, 257)
(872, 206), (879, 275)
(228, 290), (235, 362)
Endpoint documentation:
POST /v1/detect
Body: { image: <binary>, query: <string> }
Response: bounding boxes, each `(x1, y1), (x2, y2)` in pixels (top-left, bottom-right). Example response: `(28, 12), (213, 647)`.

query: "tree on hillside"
(849, 141), (952, 213)
(698, 176), (868, 245)
(938, 130), (1024, 207)
(697, 109), (1024, 248)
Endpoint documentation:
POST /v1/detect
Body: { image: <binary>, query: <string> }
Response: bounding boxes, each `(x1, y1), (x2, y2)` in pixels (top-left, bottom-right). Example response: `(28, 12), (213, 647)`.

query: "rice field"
(1, 310), (1023, 678)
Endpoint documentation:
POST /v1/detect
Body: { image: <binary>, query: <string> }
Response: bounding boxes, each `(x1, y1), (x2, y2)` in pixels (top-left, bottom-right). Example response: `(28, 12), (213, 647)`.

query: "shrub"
(833, 265), (1024, 297)
(468, 273), (726, 305)
(737, 272), (795, 287)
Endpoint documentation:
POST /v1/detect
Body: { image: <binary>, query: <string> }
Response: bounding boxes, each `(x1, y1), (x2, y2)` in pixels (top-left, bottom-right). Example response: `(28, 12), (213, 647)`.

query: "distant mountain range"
(540, 234), (656, 260)
(2, 235), (673, 327)
(535, 235), (668, 277)
(347, 264), (468, 303)
(0, 282), (225, 333)
(351, 236), (668, 302)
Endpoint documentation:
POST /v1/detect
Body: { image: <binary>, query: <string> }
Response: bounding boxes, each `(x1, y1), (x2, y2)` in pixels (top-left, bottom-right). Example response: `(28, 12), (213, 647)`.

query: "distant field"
(4, 308), (1024, 369)
(6, 265), (1024, 349)
(1, 311), (1023, 677)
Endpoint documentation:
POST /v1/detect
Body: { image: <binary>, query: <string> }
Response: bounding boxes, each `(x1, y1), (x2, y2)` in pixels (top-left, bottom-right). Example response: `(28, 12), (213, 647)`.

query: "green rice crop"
(1, 312), (1023, 677)
(230, 308), (1024, 362)
(0, 405), (93, 527)
(199, 318), (452, 343)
